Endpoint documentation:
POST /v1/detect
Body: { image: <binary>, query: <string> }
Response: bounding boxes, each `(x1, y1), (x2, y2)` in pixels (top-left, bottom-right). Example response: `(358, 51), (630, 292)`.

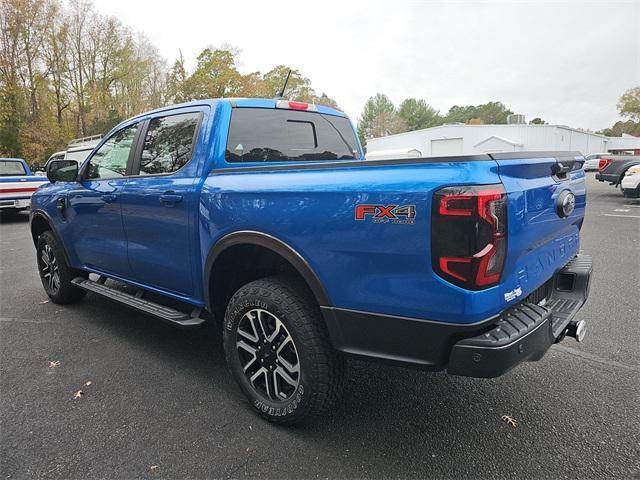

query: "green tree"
(262, 65), (310, 99)
(529, 117), (546, 124)
(598, 120), (640, 138)
(165, 53), (189, 103)
(186, 47), (244, 99)
(397, 98), (441, 131)
(0, 1), (340, 160)
(476, 102), (513, 124)
(617, 86), (640, 122)
(444, 102), (513, 124)
(597, 87), (640, 137)
(444, 105), (478, 123)
(357, 93), (403, 147)
(261, 65), (339, 107)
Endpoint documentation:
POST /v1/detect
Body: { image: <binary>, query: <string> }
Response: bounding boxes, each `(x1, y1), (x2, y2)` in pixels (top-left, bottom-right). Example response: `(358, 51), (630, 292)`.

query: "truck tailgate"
(490, 151), (586, 302)
(0, 176), (48, 200)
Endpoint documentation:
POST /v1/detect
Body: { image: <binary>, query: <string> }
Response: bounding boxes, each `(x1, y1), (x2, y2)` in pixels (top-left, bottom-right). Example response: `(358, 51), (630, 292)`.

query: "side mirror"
(47, 159), (79, 183)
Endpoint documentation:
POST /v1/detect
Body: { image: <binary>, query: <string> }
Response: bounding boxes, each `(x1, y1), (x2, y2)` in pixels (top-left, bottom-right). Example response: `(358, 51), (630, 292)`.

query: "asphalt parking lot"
(1, 175), (638, 479)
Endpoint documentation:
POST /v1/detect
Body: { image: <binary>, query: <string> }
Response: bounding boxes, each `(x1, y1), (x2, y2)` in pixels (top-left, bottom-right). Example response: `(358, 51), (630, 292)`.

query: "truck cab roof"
(132, 98), (347, 121)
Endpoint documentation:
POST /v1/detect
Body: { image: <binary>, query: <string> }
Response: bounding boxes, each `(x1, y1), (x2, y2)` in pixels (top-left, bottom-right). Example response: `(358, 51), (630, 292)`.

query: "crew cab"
(30, 99), (592, 424)
(0, 158), (48, 213)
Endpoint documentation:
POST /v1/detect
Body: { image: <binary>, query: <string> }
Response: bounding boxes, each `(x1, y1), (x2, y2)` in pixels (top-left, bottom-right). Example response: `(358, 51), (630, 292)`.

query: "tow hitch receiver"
(565, 319), (587, 342)
(448, 254), (592, 378)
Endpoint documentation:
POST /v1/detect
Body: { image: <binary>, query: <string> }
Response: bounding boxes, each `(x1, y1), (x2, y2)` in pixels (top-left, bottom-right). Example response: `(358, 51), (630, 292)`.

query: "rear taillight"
(432, 185), (507, 290)
(598, 158), (612, 171)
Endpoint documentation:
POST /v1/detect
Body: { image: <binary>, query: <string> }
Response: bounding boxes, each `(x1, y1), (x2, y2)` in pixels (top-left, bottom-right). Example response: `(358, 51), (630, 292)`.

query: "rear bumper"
(595, 172), (618, 183)
(323, 254), (592, 377)
(0, 198), (31, 210)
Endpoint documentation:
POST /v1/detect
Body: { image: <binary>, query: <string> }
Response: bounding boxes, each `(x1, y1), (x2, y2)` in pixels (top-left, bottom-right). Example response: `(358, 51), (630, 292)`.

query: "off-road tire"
(223, 275), (345, 425)
(36, 231), (87, 305)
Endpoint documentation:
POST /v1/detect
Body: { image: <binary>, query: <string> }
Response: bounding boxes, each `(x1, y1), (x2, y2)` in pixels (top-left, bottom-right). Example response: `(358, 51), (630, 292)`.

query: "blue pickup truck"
(30, 98), (592, 424)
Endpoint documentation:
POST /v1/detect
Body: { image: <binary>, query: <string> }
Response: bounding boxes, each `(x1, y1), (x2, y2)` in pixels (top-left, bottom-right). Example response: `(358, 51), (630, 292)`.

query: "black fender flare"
(30, 210), (73, 267)
(203, 230), (331, 311)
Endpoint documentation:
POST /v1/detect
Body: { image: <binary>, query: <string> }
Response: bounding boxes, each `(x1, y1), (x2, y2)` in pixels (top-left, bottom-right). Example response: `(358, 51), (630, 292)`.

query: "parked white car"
(583, 153), (611, 172)
(620, 164), (640, 198)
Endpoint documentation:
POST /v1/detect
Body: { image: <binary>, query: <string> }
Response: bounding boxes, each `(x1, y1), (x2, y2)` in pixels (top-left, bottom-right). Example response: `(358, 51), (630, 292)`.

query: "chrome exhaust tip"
(566, 320), (587, 342)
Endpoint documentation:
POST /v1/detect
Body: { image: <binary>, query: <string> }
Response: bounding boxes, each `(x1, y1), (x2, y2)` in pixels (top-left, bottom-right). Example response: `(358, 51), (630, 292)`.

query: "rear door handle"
(159, 193), (183, 205)
(102, 194), (117, 203)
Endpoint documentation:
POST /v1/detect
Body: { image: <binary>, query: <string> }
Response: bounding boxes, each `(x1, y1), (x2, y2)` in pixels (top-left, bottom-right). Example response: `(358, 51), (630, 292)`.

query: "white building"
(366, 123), (640, 158)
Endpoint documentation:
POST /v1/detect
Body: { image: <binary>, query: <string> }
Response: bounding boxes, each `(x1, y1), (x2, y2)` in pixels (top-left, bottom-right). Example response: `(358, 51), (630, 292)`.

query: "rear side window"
(0, 160), (26, 176)
(226, 108), (359, 162)
(138, 112), (200, 175)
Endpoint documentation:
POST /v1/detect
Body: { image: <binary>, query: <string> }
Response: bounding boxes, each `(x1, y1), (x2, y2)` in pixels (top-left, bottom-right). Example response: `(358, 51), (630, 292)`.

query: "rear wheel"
(223, 276), (345, 425)
(36, 231), (87, 304)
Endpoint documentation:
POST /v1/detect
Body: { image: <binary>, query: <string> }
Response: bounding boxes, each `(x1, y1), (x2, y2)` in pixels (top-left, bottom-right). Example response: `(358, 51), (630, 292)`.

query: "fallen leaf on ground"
(72, 390), (84, 399)
(39, 300), (49, 304)
(48, 360), (60, 368)
(501, 414), (517, 428)
(84, 381), (92, 386)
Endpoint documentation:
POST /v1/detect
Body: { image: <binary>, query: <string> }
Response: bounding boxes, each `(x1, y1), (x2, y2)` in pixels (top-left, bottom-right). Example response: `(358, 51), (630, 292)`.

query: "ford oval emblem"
(557, 190), (576, 218)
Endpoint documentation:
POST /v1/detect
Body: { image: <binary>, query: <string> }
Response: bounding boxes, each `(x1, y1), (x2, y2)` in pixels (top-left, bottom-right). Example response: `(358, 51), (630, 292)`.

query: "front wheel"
(36, 231), (87, 304)
(223, 276), (345, 425)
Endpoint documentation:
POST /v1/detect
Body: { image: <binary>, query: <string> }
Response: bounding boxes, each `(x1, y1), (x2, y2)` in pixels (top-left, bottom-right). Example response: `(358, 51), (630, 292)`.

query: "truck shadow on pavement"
(0, 211), (30, 224)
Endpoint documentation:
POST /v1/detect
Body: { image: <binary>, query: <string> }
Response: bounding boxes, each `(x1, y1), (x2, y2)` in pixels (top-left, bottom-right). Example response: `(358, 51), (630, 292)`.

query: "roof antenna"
(276, 69), (292, 99)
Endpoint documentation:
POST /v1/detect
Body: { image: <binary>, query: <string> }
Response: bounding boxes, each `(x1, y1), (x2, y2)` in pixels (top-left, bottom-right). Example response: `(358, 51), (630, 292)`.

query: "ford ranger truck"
(30, 99), (592, 425)
(0, 158), (48, 212)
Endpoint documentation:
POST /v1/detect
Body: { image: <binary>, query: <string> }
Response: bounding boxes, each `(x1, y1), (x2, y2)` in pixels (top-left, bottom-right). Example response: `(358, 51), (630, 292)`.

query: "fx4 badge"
(355, 204), (416, 224)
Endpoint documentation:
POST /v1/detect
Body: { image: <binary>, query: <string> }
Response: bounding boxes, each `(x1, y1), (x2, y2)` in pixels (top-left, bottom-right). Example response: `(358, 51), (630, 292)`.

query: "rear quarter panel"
(200, 160), (521, 324)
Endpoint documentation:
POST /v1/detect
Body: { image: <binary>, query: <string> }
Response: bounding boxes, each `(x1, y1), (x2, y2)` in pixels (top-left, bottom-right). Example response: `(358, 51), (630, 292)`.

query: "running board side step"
(71, 277), (206, 328)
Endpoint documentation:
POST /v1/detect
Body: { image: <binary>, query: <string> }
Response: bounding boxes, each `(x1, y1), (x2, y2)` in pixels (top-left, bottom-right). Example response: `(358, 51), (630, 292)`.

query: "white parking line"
(602, 213), (640, 218)
(614, 209), (630, 212)
(623, 204), (640, 208)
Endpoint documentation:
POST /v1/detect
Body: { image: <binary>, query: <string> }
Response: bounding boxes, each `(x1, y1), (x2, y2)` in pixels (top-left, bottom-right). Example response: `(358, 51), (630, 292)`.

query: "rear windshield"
(226, 108), (359, 162)
(0, 160), (26, 176)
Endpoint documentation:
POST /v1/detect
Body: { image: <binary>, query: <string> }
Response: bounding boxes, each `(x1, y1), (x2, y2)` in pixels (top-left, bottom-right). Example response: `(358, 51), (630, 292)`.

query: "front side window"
(138, 112), (200, 175)
(0, 160), (27, 176)
(226, 108), (359, 163)
(86, 124), (138, 179)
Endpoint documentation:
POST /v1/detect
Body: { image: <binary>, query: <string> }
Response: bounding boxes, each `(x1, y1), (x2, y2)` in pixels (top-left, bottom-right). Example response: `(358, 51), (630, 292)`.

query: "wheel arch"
(204, 231), (331, 317)
(30, 210), (73, 266)
(618, 162), (640, 185)
(30, 211), (53, 246)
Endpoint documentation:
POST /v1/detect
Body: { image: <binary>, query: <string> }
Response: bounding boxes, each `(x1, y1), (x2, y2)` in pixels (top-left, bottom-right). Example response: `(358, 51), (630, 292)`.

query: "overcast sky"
(92, 0), (639, 131)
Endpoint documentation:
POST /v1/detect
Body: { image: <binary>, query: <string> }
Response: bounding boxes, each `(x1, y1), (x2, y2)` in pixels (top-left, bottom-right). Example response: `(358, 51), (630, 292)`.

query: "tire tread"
(224, 275), (345, 425)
